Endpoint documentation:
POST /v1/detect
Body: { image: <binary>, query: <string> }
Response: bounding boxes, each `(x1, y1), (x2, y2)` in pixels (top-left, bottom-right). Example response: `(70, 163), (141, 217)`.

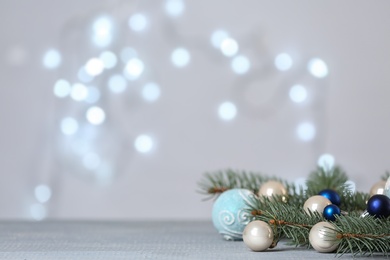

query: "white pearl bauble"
(309, 221), (339, 253)
(243, 220), (274, 251)
(303, 195), (332, 214)
(258, 180), (287, 201)
(369, 180), (386, 197)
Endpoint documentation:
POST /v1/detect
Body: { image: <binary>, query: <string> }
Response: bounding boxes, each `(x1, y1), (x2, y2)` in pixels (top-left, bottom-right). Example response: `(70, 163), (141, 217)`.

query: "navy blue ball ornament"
(318, 189), (341, 206)
(366, 194), (390, 218)
(323, 204), (341, 221)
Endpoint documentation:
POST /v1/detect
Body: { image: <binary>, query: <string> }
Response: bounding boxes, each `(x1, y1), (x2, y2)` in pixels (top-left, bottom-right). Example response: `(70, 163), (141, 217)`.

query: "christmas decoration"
(309, 221), (338, 253)
(322, 204), (341, 221)
(369, 180), (387, 196)
(366, 194), (390, 218)
(258, 180), (287, 202)
(199, 166), (390, 257)
(211, 188), (254, 241)
(385, 176), (390, 198)
(318, 189), (340, 206)
(303, 195), (331, 215)
(242, 220), (274, 251)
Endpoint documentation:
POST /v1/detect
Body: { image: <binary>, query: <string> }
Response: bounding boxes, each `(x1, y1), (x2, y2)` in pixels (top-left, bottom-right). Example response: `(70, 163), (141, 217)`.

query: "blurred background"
(1, 0), (390, 220)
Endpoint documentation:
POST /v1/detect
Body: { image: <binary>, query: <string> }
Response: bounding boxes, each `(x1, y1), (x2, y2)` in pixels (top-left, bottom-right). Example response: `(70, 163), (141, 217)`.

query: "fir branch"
(197, 169), (293, 199)
(305, 166), (349, 196)
(332, 214), (390, 257)
(247, 196), (324, 247)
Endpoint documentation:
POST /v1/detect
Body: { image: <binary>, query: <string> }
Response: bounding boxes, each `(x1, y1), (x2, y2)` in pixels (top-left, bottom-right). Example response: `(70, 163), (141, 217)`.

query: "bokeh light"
(43, 49), (61, 69)
(85, 86), (101, 104)
(317, 153), (335, 169)
(70, 83), (88, 101)
(211, 30), (229, 49)
(53, 79), (71, 98)
(92, 16), (113, 47)
(218, 102), (237, 121)
(142, 82), (161, 102)
(308, 58), (328, 78)
(134, 135), (154, 153)
(128, 13), (148, 32)
(171, 48), (190, 67)
(297, 122), (316, 141)
(231, 55), (250, 74)
(99, 51), (117, 69)
(86, 106), (106, 125)
(61, 117), (79, 136)
(30, 203), (47, 221)
(108, 74), (127, 93)
(289, 84), (307, 103)
(34, 185), (52, 203)
(220, 38), (238, 57)
(85, 58), (104, 77)
(123, 58), (144, 80)
(274, 53), (293, 71)
(165, 0), (185, 17)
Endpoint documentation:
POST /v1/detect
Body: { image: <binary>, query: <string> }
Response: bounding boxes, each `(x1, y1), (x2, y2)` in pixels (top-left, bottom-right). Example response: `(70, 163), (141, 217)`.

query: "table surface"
(0, 221), (386, 259)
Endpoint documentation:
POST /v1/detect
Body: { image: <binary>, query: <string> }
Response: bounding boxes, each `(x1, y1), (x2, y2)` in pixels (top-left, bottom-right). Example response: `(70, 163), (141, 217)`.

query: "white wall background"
(1, 0), (390, 220)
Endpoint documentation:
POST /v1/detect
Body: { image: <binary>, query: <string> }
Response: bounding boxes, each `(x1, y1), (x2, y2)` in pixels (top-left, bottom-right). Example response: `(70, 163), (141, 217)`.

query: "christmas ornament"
(212, 188), (254, 241)
(366, 194), (390, 218)
(258, 180), (287, 202)
(318, 189), (341, 206)
(369, 180), (386, 197)
(303, 195), (331, 215)
(323, 204), (341, 221)
(384, 176), (390, 199)
(243, 220), (274, 251)
(309, 221), (338, 253)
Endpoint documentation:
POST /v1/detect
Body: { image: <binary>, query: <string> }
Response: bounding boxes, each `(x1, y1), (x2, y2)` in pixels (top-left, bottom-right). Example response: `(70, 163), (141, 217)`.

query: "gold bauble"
(258, 180), (287, 202)
(369, 180), (386, 197)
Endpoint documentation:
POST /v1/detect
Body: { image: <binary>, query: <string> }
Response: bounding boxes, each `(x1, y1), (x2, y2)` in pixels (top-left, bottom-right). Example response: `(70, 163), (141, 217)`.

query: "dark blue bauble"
(323, 204), (341, 221)
(367, 194), (390, 218)
(319, 189), (341, 206)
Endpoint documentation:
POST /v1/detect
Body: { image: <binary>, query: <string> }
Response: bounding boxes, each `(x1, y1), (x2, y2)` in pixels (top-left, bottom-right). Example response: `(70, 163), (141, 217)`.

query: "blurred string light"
(297, 122), (316, 141)
(142, 82), (161, 102)
(86, 106), (106, 125)
(274, 53), (293, 71)
(134, 134), (154, 153)
(308, 58), (328, 78)
(70, 83), (88, 101)
(171, 47), (190, 67)
(231, 55), (250, 74)
(289, 84), (307, 103)
(34, 185), (52, 203)
(53, 79), (71, 98)
(85, 58), (105, 77)
(211, 30), (229, 49)
(92, 16), (113, 47)
(30, 203), (47, 221)
(61, 117), (79, 135)
(128, 13), (148, 32)
(123, 57), (144, 80)
(99, 51), (117, 69)
(317, 153), (335, 169)
(43, 49), (61, 69)
(108, 74), (127, 93)
(220, 38), (238, 57)
(85, 86), (101, 104)
(218, 101), (237, 121)
(165, 0), (185, 17)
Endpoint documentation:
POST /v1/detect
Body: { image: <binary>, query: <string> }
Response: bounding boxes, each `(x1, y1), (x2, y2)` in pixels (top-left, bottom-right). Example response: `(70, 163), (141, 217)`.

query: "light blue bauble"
(212, 188), (255, 241)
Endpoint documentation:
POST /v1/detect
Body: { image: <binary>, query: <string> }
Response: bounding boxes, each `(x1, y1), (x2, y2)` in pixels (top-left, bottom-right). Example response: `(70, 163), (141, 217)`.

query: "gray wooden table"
(0, 221), (385, 259)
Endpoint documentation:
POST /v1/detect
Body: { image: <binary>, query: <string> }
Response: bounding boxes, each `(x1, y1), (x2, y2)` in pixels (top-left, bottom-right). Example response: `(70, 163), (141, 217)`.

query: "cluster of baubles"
(211, 177), (390, 253)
